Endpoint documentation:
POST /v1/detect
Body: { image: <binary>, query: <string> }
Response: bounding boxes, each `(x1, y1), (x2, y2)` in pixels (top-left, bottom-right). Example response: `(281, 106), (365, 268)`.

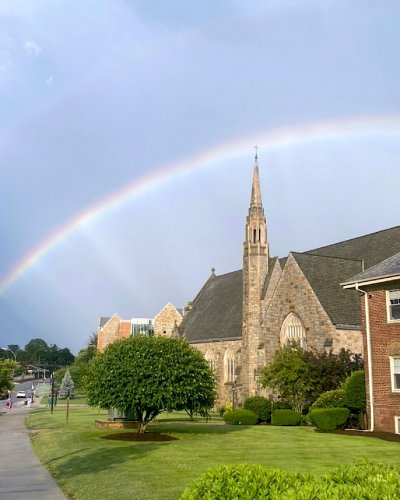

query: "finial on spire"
(254, 145), (258, 161)
(211, 267), (216, 277)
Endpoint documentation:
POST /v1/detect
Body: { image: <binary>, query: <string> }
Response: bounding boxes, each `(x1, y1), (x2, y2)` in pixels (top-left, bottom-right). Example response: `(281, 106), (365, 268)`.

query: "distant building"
(343, 252), (400, 434)
(97, 304), (183, 352)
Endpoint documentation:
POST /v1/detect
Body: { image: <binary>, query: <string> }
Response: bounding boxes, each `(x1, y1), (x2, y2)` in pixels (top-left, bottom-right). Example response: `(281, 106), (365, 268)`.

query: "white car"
(16, 390), (26, 398)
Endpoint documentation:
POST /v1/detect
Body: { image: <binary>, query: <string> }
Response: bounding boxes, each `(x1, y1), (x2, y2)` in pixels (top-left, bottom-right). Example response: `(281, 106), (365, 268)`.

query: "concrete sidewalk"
(0, 405), (66, 499)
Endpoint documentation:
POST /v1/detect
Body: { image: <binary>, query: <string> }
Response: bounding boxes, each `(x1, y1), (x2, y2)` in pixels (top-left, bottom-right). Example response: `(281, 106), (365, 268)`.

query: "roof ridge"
(305, 225), (400, 254)
(292, 251), (363, 263)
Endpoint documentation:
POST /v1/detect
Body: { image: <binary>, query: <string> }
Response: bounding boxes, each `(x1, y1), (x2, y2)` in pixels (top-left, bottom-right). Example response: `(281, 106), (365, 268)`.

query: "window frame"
(395, 416), (400, 435)
(386, 290), (400, 323)
(389, 356), (400, 393)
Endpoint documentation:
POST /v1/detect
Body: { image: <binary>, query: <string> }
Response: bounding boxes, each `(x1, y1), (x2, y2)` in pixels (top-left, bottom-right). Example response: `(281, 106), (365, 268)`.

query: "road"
(0, 380), (49, 410)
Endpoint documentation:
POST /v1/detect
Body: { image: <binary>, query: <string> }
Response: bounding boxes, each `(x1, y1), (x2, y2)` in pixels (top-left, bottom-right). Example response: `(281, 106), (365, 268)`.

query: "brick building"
(343, 252), (400, 434)
(179, 155), (400, 406)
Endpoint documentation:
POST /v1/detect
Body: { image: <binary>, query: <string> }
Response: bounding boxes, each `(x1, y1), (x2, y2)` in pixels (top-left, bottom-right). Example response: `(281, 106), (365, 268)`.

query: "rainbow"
(1, 114), (400, 294)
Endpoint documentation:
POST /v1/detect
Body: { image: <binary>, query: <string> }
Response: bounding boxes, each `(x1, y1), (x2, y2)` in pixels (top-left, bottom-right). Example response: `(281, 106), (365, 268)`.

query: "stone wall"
(154, 303), (182, 337)
(191, 339), (243, 407)
(263, 254), (337, 363)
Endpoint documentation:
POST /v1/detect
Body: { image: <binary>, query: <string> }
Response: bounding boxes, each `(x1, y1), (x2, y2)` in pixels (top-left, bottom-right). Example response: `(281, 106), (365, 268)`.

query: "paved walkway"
(0, 405), (66, 499)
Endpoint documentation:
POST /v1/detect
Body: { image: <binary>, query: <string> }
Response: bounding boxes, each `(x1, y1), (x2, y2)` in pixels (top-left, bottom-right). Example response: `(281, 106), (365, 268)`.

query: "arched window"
(224, 350), (236, 382)
(280, 313), (306, 349)
(205, 349), (216, 372)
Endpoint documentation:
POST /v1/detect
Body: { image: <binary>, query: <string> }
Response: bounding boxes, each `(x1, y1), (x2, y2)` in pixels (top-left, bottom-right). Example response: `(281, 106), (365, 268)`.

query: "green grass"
(27, 407), (400, 500)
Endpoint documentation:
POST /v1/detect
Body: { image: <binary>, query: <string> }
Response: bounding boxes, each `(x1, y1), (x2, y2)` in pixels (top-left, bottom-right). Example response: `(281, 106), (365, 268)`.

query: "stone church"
(178, 155), (400, 406)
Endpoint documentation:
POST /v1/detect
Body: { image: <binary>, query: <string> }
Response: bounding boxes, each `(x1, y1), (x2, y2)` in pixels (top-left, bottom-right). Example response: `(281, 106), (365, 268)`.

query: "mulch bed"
(100, 432), (179, 442)
(333, 430), (400, 442)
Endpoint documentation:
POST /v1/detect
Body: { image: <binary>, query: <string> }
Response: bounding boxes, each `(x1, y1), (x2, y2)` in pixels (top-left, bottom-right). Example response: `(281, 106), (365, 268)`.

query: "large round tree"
(86, 336), (216, 433)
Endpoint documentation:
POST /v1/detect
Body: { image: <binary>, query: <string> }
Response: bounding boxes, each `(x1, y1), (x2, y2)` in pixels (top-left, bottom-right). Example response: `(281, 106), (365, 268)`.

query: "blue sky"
(0, 0), (400, 354)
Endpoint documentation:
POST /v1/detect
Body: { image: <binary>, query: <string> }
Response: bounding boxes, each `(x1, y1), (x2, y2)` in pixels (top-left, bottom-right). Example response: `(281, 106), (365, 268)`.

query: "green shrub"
(180, 462), (400, 500)
(343, 370), (366, 412)
(223, 409), (258, 425)
(180, 463), (309, 500)
(311, 388), (345, 409)
(273, 400), (292, 410)
(271, 409), (301, 426)
(309, 407), (350, 431)
(218, 401), (233, 417)
(243, 396), (272, 422)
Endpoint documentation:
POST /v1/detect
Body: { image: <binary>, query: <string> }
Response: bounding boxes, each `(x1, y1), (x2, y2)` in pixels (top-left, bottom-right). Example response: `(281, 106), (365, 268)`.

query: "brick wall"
(361, 286), (400, 434)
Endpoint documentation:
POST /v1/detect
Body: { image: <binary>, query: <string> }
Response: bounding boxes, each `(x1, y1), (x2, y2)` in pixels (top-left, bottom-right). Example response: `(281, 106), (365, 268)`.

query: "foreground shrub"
(180, 463), (309, 500)
(271, 409), (301, 426)
(243, 396), (272, 423)
(180, 462), (400, 500)
(309, 408), (350, 431)
(311, 388), (345, 409)
(223, 409), (258, 425)
(218, 401), (233, 417)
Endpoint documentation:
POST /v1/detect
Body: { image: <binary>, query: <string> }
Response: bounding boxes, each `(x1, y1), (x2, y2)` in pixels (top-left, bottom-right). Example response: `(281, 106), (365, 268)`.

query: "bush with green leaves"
(309, 407), (350, 431)
(218, 401), (233, 417)
(311, 388), (345, 410)
(343, 370), (366, 412)
(271, 409), (301, 426)
(223, 409), (258, 425)
(86, 336), (216, 433)
(243, 396), (272, 422)
(59, 369), (75, 398)
(180, 462), (400, 500)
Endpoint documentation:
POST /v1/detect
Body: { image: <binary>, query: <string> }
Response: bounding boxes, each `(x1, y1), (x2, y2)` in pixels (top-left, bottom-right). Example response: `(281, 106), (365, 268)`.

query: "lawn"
(27, 407), (400, 500)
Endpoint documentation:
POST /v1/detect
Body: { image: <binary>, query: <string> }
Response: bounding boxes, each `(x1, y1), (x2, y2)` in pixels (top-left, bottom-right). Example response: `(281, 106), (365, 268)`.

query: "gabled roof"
(179, 270), (243, 343)
(291, 252), (363, 327)
(306, 226), (400, 270)
(343, 251), (400, 286)
(261, 257), (281, 300)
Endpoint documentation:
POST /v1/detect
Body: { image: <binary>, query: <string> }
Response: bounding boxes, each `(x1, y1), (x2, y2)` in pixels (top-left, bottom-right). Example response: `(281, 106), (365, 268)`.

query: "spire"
(250, 147), (262, 207)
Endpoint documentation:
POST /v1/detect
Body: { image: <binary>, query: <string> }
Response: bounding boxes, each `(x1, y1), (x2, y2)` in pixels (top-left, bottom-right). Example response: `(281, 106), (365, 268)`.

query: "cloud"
(23, 41), (42, 56)
(46, 75), (54, 86)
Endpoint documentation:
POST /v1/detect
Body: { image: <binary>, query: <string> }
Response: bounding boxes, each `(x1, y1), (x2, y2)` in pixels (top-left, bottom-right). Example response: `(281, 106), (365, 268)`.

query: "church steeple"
(242, 152), (269, 399)
(250, 153), (262, 208)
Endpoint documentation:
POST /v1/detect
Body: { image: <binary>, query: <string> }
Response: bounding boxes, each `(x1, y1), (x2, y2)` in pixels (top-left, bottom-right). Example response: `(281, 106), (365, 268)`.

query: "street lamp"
(1, 347), (17, 361)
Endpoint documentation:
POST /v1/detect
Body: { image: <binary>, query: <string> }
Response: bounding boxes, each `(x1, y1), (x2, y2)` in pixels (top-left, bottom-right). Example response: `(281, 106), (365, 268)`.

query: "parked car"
(16, 390), (26, 398)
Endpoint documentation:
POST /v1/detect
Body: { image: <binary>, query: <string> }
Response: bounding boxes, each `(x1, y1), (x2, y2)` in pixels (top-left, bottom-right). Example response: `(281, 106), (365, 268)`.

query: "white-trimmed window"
(387, 290), (400, 322)
(224, 350), (235, 383)
(280, 313), (307, 349)
(395, 416), (400, 435)
(390, 356), (400, 392)
(205, 350), (216, 372)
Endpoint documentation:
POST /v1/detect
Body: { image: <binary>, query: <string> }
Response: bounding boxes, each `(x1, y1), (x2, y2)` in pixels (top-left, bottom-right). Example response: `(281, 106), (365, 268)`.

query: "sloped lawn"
(27, 407), (400, 500)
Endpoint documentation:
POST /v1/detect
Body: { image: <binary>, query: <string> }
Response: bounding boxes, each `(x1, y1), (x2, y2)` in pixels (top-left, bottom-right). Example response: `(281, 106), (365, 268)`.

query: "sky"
(0, 0), (400, 354)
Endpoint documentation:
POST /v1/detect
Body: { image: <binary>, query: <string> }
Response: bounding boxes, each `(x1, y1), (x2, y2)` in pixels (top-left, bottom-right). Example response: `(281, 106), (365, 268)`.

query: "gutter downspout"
(356, 284), (374, 432)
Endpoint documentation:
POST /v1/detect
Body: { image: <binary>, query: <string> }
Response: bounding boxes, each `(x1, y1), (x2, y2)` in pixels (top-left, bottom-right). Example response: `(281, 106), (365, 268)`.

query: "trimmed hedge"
(311, 388), (345, 410)
(309, 407), (350, 431)
(223, 409), (258, 425)
(243, 396), (272, 423)
(343, 370), (366, 412)
(271, 409), (301, 426)
(180, 462), (400, 500)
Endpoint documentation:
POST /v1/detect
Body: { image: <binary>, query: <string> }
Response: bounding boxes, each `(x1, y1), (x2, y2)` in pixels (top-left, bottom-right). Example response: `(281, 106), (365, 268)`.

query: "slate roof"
(181, 225), (400, 340)
(291, 253), (363, 327)
(342, 251), (400, 285)
(306, 226), (400, 269)
(99, 317), (111, 328)
(179, 270), (243, 343)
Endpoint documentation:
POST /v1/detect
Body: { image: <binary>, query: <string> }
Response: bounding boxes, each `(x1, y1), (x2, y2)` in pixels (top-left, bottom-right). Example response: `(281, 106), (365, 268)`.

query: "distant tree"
(86, 336), (216, 433)
(261, 343), (310, 412)
(24, 338), (50, 365)
(59, 369), (75, 398)
(0, 360), (19, 394)
(87, 332), (98, 348)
